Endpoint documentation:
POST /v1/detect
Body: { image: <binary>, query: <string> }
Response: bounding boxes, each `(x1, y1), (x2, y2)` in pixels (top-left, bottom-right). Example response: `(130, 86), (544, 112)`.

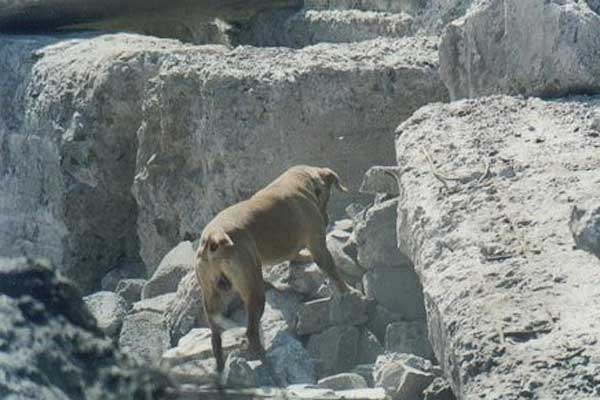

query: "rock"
(374, 353), (437, 400)
(395, 95), (600, 399)
(170, 358), (218, 386)
(295, 298), (331, 335)
(318, 373), (368, 390)
(0, 258), (173, 399)
(0, 0), (302, 41)
(115, 278), (146, 308)
(1, 32), (446, 291)
(307, 325), (360, 378)
(357, 328), (384, 365)
(238, 9), (413, 48)
(163, 325), (315, 385)
(570, 201), (600, 259)
(355, 198), (411, 270)
(165, 272), (206, 346)
(101, 263), (146, 291)
(295, 294), (374, 335)
(264, 261), (329, 299)
(367, 304), (404, 343)
(0, 33), (177, 294)
(162, 327), (246, 367)
(264, 329), (316, 385)
(82, 291), (128, 338)
(142, 241), (194, 298)
(132, 292), (176, 314)
(327, 230), (365, 280)
(351, 364), (375, 388)
(223, 352), (259, 388)
(333, 219), (354, 232)
(385, 321), (434, 360)
(119, 310), (170, 365)
(132, 35), (448, 268)
(363, 266), (426, 320)
(360, 166), (400, 195)
(423, 377), (457, 400)
(440, 0), (600, 99)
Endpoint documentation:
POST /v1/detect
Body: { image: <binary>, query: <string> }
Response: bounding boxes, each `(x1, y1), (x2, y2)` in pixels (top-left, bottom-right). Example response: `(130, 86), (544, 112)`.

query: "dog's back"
(203, 165), (328, 266)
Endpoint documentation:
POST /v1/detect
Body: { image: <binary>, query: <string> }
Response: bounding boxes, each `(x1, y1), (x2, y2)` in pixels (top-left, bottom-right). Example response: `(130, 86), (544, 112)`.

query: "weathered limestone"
(318, 373), (368, 390)
(0, 258), (173, 398)
(82, 291), (128, 338)
(132, 35), (448, 268)
(295, 294), (375, 335)
(374, 353), (439, 400)
(142, 241), (195, 297)
(440, 0), (600, 99)
(385, 321), (433, 360)
(115, 278), (146, 308)
(395, 95), (600, 399)
(570, 200), (600, 260)
(237, 9), (413, 47)
(119, 310), (170, 364)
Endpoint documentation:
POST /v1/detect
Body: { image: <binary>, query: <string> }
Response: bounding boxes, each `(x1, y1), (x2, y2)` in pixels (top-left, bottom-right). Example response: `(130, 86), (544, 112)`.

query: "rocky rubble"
(0, 258), (173, 399)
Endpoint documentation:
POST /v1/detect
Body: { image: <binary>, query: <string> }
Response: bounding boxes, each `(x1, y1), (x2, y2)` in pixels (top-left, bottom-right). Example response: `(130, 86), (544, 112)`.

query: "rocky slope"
(0, 258), (173, 399)
(2, 0), (600, 399)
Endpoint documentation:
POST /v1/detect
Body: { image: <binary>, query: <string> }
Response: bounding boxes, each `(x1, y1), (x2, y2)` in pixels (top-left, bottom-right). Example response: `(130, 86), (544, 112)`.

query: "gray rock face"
(327, 229), (364, 281)
(0, 32), (446, 285)
(363, 266), (425, 319)
(0, 33), (179, 294)
(132, 35), (448, 268)
(307, 325), (360, 378)
(165, 271), (205, 346)
(395, 95), (600, 399)
(367, 304), (404, 343)
(83, 291), (128, 338)
(440, 0), (600, 99)
(238, 9), (413, 47)
(132, 292), (176, 313)
(385, 321), (433, 360)
(570, 200), (600, 259)
(355, 198), (411, 270)
(0, 258), (173, 399)
(374, 353), (438, 400)
(0, 0), (302, 41)
(118, 310), (170, 365)
(360, 166), (400, 196)
(295, 294), (375, 335)
(142, 241), (194, 297)
(101, 263), (146, 291)
(115, 278), (146, 307)
(423, 377), (457, 400)
(318, 373), (368, 390)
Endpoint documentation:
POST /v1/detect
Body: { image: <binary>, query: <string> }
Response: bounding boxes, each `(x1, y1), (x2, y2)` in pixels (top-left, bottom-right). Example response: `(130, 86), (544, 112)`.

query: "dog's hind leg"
(202, 287), (227, 373)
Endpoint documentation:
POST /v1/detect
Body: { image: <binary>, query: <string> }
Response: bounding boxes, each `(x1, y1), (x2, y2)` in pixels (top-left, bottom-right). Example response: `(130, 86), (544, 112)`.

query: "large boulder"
(0, 33), (180, 294)
(83, 291), (128, 338)
(142, 241), (195, 297)
(440, 0), (600, 99)
(394, 95), (600, 399)
(132, 35), (448, 268)
(0, 258), (172, 399)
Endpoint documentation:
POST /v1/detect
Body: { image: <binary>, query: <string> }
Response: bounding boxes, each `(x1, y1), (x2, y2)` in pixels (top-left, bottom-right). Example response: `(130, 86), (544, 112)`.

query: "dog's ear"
(319, 168), (349, 193)
(197, 229), (234, 257)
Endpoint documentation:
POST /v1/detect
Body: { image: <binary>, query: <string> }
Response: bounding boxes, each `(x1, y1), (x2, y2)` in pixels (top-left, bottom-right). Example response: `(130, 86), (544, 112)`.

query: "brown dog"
(195, 165), (351, 372)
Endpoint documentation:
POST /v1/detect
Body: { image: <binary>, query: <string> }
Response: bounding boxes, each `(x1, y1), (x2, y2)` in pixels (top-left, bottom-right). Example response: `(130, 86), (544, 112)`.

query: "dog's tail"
(319, 167), (349, 192)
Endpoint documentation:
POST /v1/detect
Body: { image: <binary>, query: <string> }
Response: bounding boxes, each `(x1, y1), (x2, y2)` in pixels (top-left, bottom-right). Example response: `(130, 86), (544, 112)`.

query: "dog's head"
(313, 167), (348, 224)
(196, 227), (234, 263)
